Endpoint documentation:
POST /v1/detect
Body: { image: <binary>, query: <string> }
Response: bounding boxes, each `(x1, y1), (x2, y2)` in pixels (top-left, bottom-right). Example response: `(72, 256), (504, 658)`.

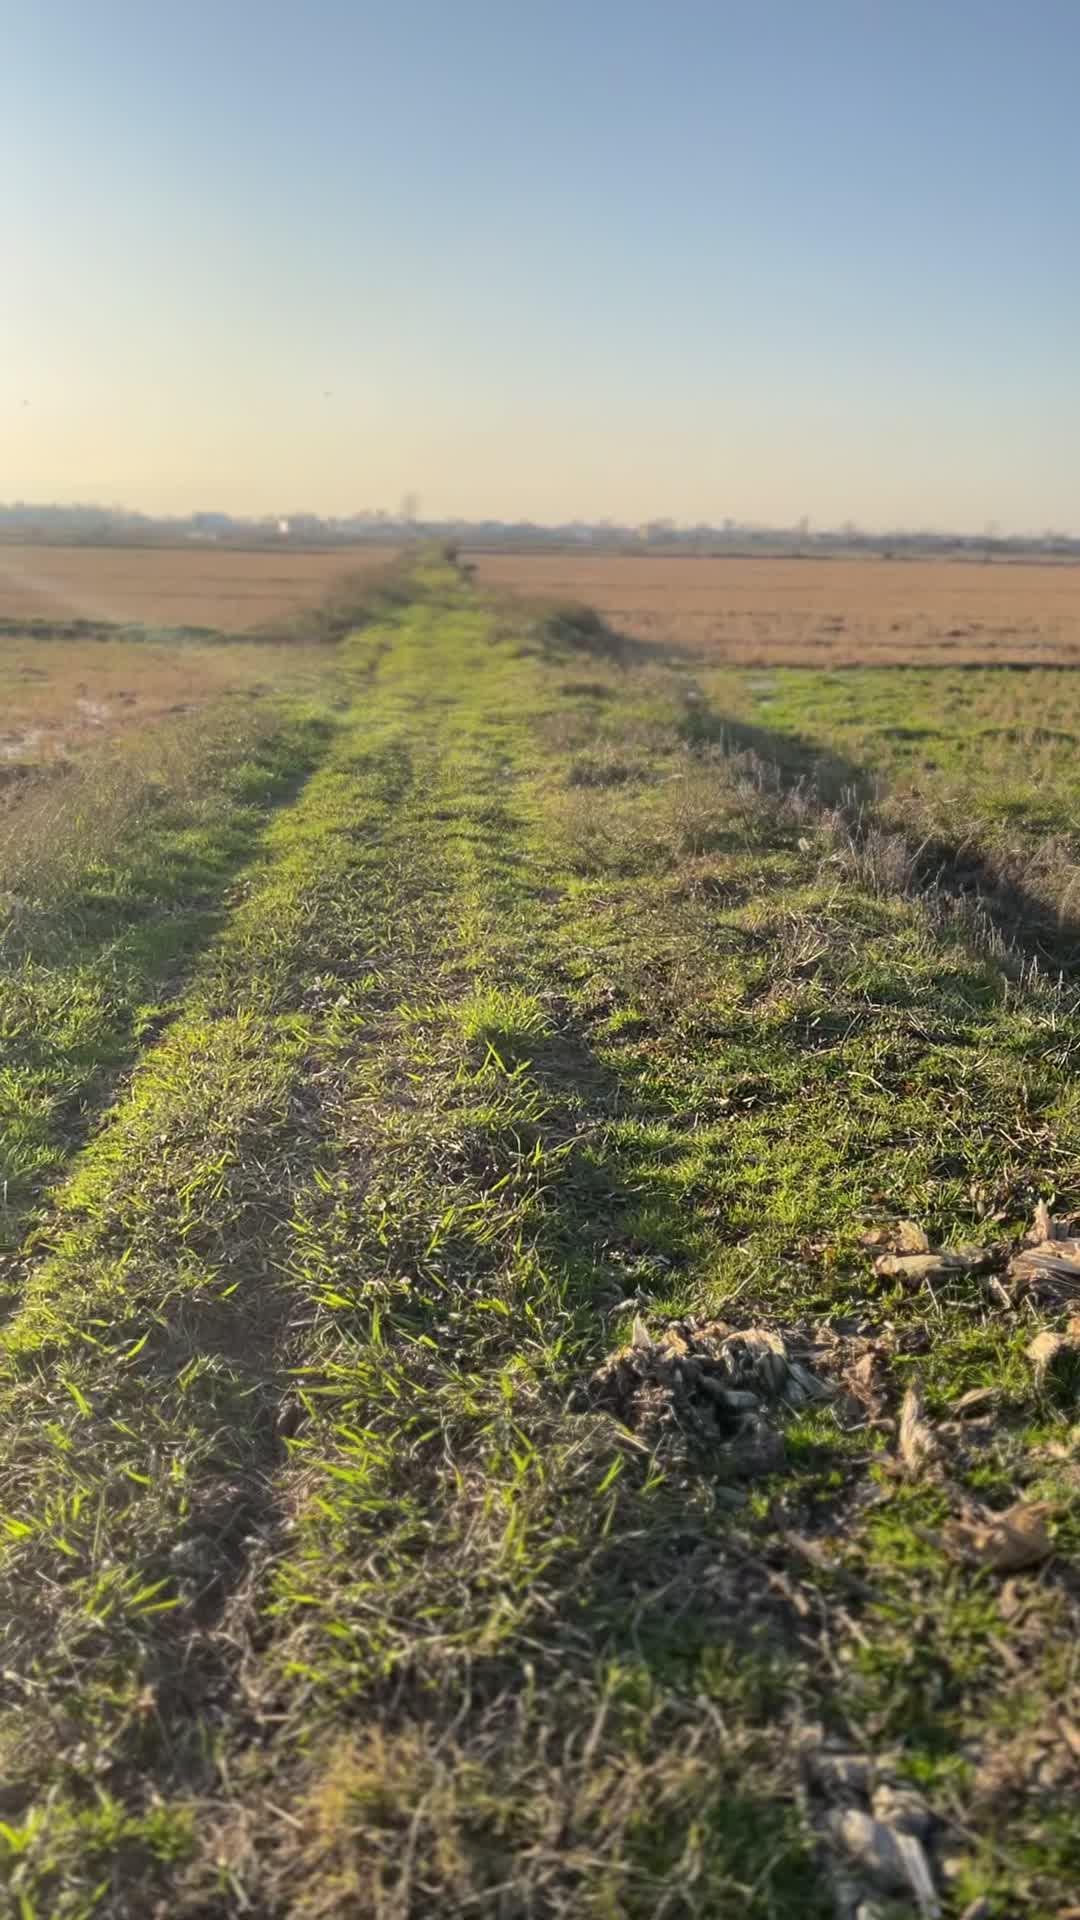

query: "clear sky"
(3, 0), (1078, 530)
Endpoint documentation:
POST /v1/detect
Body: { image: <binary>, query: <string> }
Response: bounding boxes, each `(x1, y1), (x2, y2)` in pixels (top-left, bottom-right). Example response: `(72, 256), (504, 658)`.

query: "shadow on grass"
(681, 694), (1080, 979)
(528, 602), (695, 671)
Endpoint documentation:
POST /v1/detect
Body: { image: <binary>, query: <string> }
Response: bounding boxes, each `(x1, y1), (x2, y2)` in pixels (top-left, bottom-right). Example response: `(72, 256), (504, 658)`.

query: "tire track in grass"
(164, 594), (829, 1919)
(0, 608), (466, 1911)
(0, 576), (401, 1275)
(0, 708), (335, 1271)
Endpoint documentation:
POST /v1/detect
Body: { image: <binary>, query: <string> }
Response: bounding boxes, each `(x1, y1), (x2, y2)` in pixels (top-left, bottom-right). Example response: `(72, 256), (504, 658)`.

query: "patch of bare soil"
(0, 543), (399, 632)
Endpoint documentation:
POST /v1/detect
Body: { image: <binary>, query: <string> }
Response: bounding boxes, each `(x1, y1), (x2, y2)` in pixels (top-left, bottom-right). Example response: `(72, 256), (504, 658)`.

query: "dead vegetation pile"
(866, 1204), (1080, 1308)
(571, 1315), (841, 1480)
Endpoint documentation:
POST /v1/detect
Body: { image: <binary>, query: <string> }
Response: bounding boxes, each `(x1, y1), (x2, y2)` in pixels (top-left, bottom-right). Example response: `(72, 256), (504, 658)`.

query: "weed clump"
(457, 985), (550, 1062)
(538, 602), (625, 660)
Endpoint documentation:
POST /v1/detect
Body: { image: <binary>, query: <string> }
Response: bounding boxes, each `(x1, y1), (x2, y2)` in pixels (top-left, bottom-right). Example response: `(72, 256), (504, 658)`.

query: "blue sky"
(4, 0), (1078, 528)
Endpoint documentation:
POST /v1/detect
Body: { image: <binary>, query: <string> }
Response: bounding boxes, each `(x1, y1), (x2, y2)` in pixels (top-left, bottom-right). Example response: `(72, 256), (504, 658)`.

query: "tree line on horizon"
(0, 500), (1076, 558)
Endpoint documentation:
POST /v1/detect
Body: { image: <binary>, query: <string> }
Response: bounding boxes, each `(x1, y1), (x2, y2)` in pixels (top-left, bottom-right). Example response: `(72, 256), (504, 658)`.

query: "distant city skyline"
(5, 2), (1078, 533)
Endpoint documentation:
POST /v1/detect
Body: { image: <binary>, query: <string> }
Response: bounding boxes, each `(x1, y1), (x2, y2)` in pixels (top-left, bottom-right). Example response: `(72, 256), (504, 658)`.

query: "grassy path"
(1, 561), (1078, 1917)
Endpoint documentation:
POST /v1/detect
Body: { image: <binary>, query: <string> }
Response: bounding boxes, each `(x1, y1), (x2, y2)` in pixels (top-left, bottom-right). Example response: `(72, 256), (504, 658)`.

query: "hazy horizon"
(3, 499), (1077, 543)
(5, 0), (1078, 535)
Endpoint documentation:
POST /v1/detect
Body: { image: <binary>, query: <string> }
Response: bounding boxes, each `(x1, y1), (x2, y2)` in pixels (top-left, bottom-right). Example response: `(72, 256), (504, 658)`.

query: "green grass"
(0, 702), (339, 1264)
(690, 661), (1080, 950)
(0, 557), (1078, 1916)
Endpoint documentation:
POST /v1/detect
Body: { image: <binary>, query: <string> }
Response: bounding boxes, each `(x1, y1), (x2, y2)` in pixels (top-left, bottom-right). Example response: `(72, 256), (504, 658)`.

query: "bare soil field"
(0, 632), (329, 768)
(471, 549), (1080, 664)
(0, 542), (397, 631)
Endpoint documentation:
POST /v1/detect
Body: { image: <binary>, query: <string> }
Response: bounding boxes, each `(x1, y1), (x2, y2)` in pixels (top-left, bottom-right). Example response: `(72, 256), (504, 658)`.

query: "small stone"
(786, 1358), (833, 1401)
(826, 1809), (940, 1915)
(712, 1485), (748, 1509)
(827, 1808), (909, 1888)
(718, 1414), (786, 1480)
(871, 1782), (932, 1836)
(696, 1377), (760, 1411)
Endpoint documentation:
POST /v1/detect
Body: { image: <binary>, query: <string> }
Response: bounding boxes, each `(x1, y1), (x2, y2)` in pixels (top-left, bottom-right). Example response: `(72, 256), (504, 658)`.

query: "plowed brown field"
(0, 542), (398, 631)
(470, 549), (1080, 664)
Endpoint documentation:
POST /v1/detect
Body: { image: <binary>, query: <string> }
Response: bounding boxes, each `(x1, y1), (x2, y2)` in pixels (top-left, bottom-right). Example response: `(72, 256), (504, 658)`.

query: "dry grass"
(0, 703), (275, 914)
(470, 550), (1080, 664)
(0, 542), (398, 632)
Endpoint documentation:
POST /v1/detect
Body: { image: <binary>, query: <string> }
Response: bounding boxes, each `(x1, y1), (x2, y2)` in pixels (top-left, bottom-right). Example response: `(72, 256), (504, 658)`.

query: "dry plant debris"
(868, 1205), (1080, 1314)
(572, 1317), (832, 1476)
(1009, 1204), (1080, 1305)
(897, 1380), (940, 1474)
(1027, 1326), (1079, 1385)
(871, 1246), (995, 1286)
(941, 1500), (1055, 1572)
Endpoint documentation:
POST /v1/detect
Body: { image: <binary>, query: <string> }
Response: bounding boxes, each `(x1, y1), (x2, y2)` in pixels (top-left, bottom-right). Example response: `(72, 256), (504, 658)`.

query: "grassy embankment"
(0, 557), (1078, 1916)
